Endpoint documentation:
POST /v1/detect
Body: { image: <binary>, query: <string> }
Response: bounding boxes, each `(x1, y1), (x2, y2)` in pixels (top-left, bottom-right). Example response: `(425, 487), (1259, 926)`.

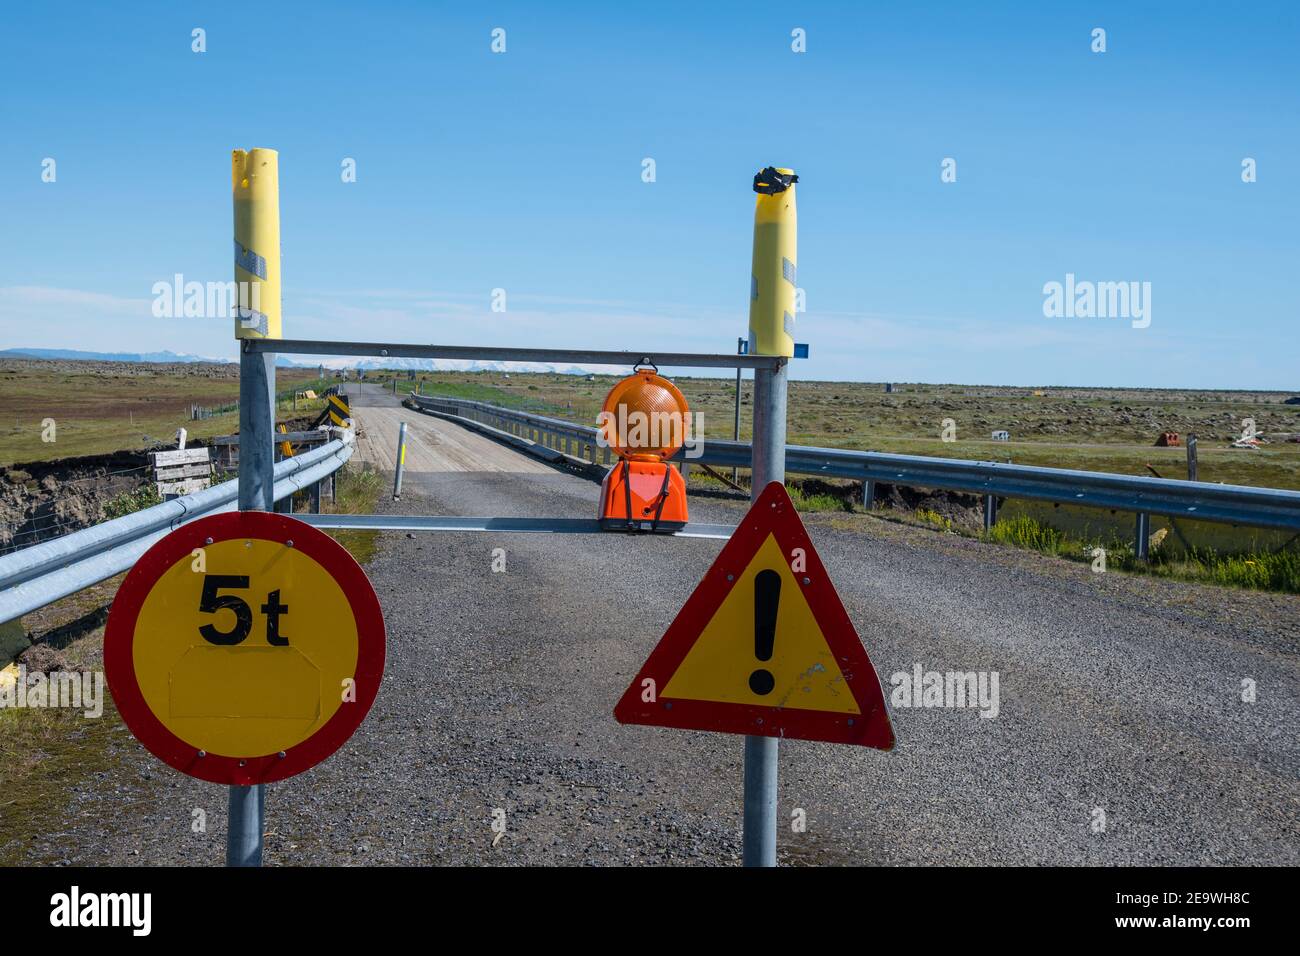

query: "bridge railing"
(405, 393), (1300, 541)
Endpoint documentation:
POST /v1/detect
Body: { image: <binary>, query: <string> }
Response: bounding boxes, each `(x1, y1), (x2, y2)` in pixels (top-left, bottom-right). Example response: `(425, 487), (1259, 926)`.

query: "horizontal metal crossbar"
(242, 337), (785, 370)
(297, 514), (735, 539)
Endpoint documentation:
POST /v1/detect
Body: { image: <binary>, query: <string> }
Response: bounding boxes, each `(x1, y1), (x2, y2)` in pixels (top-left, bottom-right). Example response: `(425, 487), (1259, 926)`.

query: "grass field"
(0, 359), (331, 464)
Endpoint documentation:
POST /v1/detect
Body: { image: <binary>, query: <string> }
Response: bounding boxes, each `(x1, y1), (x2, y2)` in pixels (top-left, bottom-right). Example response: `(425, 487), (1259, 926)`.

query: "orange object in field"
(597, 368), (691, 532)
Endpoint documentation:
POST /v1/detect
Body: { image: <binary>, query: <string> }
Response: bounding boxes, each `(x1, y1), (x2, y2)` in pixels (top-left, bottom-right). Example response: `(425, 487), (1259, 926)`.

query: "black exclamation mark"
(749, 570), (781, 695)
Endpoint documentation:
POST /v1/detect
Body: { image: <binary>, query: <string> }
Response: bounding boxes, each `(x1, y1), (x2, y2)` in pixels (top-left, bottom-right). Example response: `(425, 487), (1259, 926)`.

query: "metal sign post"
(745, 361), (787, 866)
(231, 147), (282, 867)
(742, 166), (798, 866)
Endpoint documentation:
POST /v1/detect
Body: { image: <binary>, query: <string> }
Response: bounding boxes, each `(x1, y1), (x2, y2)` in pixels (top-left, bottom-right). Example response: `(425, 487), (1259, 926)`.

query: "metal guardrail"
(407, 394), (1300, 533)
(0, 434), (354, 626)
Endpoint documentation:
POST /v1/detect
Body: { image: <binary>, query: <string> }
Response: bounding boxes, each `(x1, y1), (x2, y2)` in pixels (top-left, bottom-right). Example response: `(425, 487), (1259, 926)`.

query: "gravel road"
(13, 384), (1298, 866)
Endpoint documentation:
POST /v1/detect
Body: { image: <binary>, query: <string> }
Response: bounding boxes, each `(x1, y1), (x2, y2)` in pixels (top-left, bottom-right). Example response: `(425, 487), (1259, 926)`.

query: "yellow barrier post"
(232, 148), (282, 339)
(743, 166), (796, 867)
(231, 147), (282, 867)
(747, 166), (798, 358)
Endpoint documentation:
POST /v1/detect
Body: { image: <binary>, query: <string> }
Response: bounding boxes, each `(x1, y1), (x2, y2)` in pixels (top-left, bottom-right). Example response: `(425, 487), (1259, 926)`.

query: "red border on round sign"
(103, 510), (386, 785)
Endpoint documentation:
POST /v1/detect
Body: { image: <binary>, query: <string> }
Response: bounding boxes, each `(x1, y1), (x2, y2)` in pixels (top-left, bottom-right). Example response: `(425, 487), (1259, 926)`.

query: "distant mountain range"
(0, 347), (618, 375)
(0, 347), (232, 364)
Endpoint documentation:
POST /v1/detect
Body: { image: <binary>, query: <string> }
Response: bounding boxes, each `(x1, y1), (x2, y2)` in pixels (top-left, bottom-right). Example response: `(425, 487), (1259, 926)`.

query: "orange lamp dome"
(598, 370), (691, 461)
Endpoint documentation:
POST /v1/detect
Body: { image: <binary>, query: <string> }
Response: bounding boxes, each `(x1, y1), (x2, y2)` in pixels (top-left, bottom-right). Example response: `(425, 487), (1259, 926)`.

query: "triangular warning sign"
(615, 481), (894, 748)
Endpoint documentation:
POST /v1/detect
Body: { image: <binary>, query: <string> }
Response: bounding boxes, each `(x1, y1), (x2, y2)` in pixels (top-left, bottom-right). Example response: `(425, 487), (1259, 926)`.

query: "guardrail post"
(393, 421), (408, 500)
(1186, 434), (1198, 482)
(862, 479), (875, 510)
(1135, 512), (1151, 561)
(310, 479), (321, 514)
(982, 494), (998, 531)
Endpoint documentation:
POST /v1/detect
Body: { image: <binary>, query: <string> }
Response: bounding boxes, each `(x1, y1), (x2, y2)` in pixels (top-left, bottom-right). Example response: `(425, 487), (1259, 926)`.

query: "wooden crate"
(150, 447), (213, 497)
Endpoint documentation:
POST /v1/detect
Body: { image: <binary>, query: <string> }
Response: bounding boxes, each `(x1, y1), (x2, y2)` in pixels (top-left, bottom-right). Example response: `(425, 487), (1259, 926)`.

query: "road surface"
(10, 382), (1298, 865)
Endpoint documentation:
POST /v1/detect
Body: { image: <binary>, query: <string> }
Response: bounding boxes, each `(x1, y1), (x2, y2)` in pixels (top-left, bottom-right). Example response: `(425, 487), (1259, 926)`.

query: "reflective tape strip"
(750, 275), (758, 300)
(237, 309), (268, 336)
(782, 258), (797, 286)
(234, 240), (267, 280)
(783, 311), (796, 335)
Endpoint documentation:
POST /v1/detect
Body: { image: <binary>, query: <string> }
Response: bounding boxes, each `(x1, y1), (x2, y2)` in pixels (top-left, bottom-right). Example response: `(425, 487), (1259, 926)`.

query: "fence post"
(393, 422), (408, 500)
(1135, 512), (1151, 561)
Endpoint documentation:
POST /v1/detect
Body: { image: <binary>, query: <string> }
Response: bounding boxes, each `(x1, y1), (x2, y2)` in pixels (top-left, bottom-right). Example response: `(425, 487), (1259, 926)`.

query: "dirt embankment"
(0, 413), (323, 555)
(0, 451), (152, 554)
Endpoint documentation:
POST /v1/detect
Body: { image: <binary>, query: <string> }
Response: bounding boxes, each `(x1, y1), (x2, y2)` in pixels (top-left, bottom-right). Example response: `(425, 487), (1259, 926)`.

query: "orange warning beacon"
(597, 366), (691, 532)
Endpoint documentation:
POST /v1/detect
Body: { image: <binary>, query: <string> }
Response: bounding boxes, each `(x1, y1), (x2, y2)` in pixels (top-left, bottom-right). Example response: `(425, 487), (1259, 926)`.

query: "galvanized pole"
(231, 346), (274, 867)
(1186, 434), (1198, 482)
(746, 360), (787, 867)
(742, 165), (797, 868)
(733, 336), (744, 484)
(227, 775), (265, 867)
(392, 421), (409, 500)
(229, 146), (281, 869)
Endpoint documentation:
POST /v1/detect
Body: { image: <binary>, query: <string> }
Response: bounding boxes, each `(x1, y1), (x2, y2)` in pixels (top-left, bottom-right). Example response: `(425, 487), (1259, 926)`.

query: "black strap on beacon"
(621, 458), (634, 528)
(753, 167), (798, 195)
(643, 464), (674, 532)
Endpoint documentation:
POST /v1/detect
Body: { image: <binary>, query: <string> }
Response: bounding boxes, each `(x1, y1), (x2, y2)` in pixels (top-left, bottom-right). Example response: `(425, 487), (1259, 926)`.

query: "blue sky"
(0, 1), (1296, 388)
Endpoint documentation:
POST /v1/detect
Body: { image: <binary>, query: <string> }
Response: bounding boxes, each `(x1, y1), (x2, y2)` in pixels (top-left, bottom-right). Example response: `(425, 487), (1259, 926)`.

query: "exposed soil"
(0, 451), (151, 554)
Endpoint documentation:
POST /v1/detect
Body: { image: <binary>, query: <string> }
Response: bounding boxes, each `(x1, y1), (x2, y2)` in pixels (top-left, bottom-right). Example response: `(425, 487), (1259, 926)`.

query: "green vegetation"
(915, 508), (956, 533)
(0, 361), (329, 464)
(322, 463), (384, 564)
(983, 513), (1299, 594)
(784, 484), (849, 513)
(101, 485), (163, 519)
(985, 514), (1069, 554)
(0, 620), (122, 866)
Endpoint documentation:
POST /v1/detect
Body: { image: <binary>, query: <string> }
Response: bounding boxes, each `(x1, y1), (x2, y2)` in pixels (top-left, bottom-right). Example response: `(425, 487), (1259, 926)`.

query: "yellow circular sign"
(104, 511), (385, 784)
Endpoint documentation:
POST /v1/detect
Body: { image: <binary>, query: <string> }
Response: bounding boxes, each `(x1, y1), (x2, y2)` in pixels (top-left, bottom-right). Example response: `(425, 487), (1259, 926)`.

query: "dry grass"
(0, 360), (330, 464)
